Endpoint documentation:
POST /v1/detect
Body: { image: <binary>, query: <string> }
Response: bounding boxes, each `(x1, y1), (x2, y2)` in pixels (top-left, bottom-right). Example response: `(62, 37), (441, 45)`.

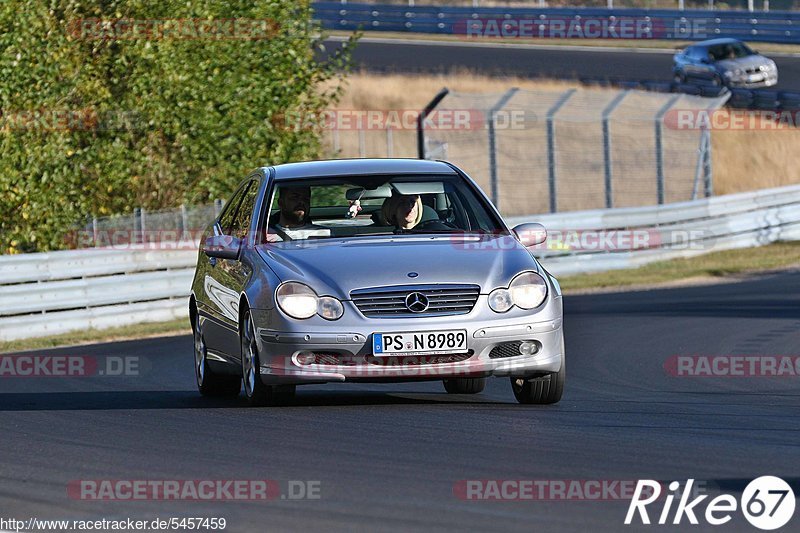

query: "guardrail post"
(417, 88), (449, 159)
(601, 90), (629, 209)
(487, 87), (519, 211)
(654, 94), (681, 205)
(92, 217), (99, 247)
(546, 88), (576, 213)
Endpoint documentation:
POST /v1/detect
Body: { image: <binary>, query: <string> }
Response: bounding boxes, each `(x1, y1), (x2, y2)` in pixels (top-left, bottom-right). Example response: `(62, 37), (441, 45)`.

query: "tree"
(0, 0), (355, 252)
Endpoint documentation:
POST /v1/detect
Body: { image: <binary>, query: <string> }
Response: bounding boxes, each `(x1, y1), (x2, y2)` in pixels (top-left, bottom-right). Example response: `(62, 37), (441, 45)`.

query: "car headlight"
(509, 272), (548, 309)
(488, 288), (513, 313)
(488, 272), (548, 313)
(317, 296), (344, 321)
(276, 282), (343, 320)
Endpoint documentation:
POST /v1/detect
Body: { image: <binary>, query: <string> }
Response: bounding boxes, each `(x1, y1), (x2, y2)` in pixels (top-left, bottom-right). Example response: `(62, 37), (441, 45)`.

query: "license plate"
(748, 73), (764, 82)
(373, 330), (468, 356)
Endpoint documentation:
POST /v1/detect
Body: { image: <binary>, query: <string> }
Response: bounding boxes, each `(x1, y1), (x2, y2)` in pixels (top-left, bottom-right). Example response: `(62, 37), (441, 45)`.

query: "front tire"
(193, 313), (241, 397)
(510, 355), (564, 405)
(443, 377), (486, 394)
(241, 309), (296, 406)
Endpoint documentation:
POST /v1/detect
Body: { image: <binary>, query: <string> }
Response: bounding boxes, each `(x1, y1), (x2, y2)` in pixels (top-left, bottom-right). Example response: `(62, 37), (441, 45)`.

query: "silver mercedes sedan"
(190, 159), (564, 406)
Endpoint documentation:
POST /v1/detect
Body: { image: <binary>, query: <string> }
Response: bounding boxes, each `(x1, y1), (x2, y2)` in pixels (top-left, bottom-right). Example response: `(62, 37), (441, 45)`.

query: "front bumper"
(727, 72), (778, 88)
(252, 297), (564, 385)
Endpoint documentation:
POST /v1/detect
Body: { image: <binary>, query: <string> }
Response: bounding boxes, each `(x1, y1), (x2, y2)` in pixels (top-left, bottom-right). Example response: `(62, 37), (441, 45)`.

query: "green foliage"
(0, 0), (355, 252)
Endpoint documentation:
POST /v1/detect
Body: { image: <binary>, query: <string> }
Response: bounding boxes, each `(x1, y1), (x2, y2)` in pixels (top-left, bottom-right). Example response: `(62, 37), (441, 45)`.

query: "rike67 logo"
(625, 477), (795, 530)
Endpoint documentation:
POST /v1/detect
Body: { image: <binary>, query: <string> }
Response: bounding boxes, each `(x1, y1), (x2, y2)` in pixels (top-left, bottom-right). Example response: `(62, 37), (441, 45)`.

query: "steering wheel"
(416, 219), (458, 230)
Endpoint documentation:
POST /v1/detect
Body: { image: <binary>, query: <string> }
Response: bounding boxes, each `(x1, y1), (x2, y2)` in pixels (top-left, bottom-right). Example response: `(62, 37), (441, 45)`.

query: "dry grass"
(325, 71), (800, 200)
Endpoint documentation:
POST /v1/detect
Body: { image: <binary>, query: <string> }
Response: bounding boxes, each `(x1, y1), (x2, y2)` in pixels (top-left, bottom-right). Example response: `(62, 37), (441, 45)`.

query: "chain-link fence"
(72, 202), (223, 248)
(429, 87), (729, 214)
(324, 87), (729, 216)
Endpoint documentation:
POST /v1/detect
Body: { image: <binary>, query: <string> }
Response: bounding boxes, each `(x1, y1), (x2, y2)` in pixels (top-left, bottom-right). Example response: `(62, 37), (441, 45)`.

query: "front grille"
(489, 342), (523, 359)
(350, 284), (480, 318)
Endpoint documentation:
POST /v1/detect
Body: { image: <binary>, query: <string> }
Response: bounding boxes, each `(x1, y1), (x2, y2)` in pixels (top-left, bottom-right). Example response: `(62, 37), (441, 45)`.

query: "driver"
(267, 185), (329, 241)
(382, 193), (423, 229)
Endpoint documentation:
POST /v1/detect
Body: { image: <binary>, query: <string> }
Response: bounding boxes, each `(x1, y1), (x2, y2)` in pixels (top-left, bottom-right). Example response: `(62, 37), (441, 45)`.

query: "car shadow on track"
(0, 389), (512, 411)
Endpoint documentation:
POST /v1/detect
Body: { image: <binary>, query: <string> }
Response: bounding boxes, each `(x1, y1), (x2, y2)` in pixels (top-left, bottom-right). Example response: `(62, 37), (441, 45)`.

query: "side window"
(231, 180), (259, 240)
(217, 182), (248, 235)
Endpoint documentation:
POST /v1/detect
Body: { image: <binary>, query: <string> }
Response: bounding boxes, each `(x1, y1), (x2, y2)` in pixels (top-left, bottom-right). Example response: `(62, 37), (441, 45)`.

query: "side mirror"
(513, 223), (547, 247)
(204, 234), (241, 260)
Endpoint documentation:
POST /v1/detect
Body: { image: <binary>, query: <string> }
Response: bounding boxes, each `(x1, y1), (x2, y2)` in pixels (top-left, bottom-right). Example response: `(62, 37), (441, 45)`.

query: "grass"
(4, 243), (800, 352)
(559, 241), (800, 291)
(325, 72), (800, 203)
(0, 318), (190, 354)
(335, 30), (800, 55)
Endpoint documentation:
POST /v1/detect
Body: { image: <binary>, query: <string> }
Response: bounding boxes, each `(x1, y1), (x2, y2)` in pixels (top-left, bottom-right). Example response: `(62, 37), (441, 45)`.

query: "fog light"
(296, 352), (316, 365)
(519, 341), (540, 356)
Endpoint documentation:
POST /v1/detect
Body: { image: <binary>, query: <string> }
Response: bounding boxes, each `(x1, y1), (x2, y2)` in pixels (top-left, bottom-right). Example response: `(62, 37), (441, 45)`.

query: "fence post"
(601, 90), (629, 209)
(487, 87), (519, 211)
(133, 207), (142, 244)
(703, 128), (713, 197)
(358, 128), (366, 158)
(417, 88), (449, 159)
(654, 94), (681, 205)
(546, 88), (576, 213)
(214, 199), (223, 217)
(333, 128), (340, 155)
(386, 125), (394, 157)
(180, 204), (188, 236)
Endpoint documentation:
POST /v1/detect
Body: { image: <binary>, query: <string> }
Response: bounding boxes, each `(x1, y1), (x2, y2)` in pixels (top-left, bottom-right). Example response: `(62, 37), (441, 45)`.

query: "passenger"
(267, 186), (329, 241)
(382, 193), (423, 229)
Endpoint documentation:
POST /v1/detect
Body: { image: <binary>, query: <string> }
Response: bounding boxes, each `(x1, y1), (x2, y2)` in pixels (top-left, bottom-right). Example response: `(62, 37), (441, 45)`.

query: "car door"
(684, 47), (706, 80)
(200, 177), (259, 362)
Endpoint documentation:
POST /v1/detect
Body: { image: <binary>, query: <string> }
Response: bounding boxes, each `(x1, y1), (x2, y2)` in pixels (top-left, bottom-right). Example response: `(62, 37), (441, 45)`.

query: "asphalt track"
(325, 36), (800, 91)
(2, 271), (799, 532)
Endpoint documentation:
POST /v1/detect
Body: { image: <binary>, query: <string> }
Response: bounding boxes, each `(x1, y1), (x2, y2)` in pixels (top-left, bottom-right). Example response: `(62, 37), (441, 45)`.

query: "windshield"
(708, 42), (754, 61)
(262, 174), (507, 242)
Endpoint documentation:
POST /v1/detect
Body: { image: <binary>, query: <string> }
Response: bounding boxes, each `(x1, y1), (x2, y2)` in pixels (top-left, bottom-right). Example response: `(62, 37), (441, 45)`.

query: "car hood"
(256, 235), (541, 299)
(716, 55), (771, 71)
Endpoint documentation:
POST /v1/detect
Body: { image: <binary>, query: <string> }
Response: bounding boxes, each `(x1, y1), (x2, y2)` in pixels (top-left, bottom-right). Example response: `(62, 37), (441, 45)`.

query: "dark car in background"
(673, 38), (778, 88)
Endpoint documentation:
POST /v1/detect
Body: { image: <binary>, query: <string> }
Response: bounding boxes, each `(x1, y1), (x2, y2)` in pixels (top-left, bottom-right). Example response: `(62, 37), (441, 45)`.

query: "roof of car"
(268, 158), (458, 180)
(689, 38), (742, 49)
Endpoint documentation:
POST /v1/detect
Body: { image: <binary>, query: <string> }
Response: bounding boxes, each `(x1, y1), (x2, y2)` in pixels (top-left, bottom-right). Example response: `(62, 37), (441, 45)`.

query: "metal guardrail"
(508, 183), (800, 275)
(0, 249), (197, 342)
(315, 1), (800, 43)
(2, 184), (799, 342)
